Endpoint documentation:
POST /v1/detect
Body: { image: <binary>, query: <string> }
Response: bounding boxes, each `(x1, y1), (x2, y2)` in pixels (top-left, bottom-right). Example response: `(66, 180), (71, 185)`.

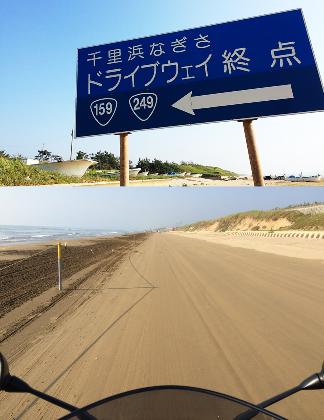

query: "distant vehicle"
(263, 175), (286, 181)
(285, 175), (321, 182)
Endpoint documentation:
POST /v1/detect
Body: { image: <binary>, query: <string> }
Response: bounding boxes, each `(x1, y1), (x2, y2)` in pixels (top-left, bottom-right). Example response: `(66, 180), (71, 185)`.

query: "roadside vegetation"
(0, 157), (104, 186)
(78, 152), (237, 177)
(136, 158), (237, 177)
(179, 204), (324, 233)
(178, 162), (237, 177)
(0, 149), (237, 185)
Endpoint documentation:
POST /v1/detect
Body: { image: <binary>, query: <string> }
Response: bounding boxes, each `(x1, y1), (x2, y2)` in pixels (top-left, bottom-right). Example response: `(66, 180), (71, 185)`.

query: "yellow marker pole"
(58, 242), (62, 291)
(134, 235), (136, 244)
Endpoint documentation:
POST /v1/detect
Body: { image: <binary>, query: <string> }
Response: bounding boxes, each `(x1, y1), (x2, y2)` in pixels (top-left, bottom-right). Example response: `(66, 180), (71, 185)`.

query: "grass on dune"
(180, 208), (324, 232)
(179, 163), (237, 177)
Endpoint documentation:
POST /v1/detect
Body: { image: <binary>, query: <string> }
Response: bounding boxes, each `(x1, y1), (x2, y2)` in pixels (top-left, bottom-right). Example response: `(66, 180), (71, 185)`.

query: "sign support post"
(120, 133), (130, 186)
(242, 119), (264, 186)
(58, 243), (62, 291)
(70, 129), (74, 160)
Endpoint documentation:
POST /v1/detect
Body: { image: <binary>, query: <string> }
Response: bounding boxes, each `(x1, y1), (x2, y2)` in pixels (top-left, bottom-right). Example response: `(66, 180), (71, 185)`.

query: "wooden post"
(119, 133), (130, 186)
(242, 119), (264, 186)
(58, 243), (62, 291)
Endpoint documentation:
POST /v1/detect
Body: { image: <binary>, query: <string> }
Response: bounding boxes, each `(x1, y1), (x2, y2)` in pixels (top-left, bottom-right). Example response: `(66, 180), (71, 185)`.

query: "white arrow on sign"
(171, 85), (294, 115)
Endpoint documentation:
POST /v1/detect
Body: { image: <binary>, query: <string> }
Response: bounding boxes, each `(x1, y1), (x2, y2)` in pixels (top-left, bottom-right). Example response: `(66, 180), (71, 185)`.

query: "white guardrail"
(224, 231), (324, 239)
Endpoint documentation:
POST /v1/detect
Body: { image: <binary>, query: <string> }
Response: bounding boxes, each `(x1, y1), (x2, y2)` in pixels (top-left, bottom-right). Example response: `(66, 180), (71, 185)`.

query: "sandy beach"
(169, 177), (324, 187)
(31, 176), (324, 187)
(1, 233), (323, 419)
(2, 229), (322, 333)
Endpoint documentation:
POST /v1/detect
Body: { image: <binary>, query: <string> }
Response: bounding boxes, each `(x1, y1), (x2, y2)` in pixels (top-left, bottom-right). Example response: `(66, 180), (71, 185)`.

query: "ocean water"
(0, 225), (125, 247)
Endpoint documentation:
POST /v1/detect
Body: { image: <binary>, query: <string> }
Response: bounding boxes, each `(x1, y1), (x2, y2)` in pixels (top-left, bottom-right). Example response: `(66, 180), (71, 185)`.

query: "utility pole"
(70, 129), (74, 161)
(42, 143), (44, 162)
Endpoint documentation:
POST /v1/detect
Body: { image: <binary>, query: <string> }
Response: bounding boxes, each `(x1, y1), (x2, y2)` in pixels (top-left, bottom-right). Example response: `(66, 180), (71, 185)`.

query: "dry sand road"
(1, 233), (324, 419)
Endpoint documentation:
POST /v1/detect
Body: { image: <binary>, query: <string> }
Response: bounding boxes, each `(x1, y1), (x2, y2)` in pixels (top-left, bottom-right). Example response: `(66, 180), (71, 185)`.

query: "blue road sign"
(75, 9), (324, 138)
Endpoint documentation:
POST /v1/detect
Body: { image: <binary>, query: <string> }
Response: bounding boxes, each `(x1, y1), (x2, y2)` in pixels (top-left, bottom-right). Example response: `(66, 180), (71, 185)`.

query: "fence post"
(58, 243), (62, 291)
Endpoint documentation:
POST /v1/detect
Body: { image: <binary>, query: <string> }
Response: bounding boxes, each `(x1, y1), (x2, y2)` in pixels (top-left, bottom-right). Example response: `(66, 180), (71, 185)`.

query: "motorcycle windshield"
(58, 386), (287, 420)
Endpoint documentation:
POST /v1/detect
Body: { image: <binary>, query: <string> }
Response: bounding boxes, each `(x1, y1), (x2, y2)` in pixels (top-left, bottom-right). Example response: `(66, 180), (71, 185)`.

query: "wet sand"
(0, 234), (146, 339)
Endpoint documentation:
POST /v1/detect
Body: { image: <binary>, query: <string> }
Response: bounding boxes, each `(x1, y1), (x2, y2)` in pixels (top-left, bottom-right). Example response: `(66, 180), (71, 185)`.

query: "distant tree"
(166, 161), (181, 173)
(0, 150), (10, 159)
(51, 154), (63, 162)
(137, 158), (181, 174)
(11, 153), (25, 160)
(35, 149), (52, 161)
(34, 150), (63, 162)
(76, 151), (89, 160)
(151, 159), (165, 174)
(137, 157), (151, 171)
(90, 150), (120, 170)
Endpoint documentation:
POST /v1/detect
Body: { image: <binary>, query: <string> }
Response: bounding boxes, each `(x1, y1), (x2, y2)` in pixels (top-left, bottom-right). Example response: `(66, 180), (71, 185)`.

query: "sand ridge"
(196, 217), (293, 232)
(170, 230), (324, 261)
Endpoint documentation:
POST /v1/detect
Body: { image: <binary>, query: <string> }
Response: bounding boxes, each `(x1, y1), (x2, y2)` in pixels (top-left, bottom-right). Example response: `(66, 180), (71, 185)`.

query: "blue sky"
(1, 0), (324, 175)
(0, 187), (323, 231)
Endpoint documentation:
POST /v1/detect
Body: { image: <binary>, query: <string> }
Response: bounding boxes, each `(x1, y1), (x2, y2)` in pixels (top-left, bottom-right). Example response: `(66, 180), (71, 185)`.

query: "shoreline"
(0, 234), (123, 259)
